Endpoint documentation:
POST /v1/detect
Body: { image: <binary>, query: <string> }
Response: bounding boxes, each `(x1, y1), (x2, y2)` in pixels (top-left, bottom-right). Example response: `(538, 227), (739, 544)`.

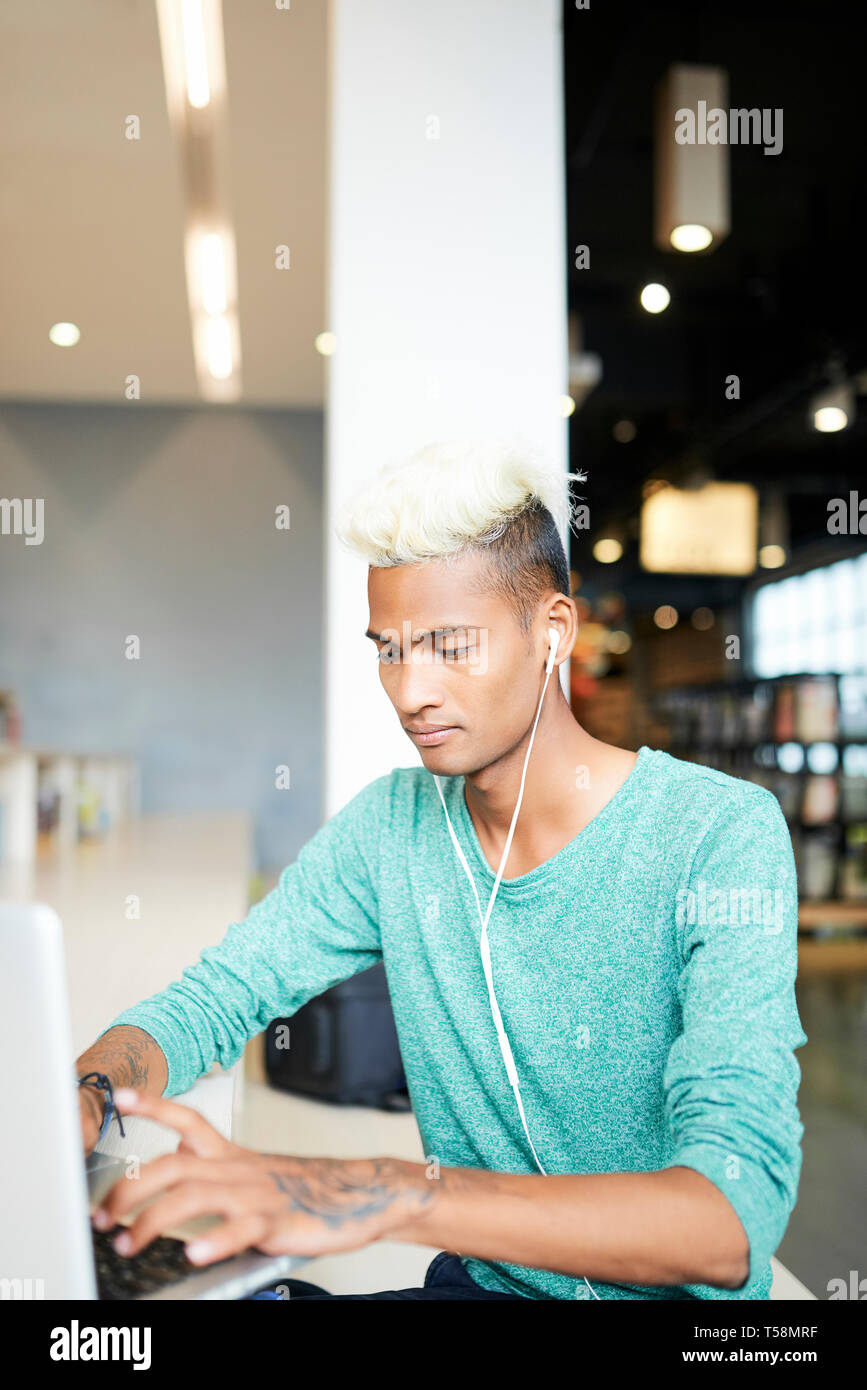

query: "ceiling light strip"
(155, 0), (241, 401)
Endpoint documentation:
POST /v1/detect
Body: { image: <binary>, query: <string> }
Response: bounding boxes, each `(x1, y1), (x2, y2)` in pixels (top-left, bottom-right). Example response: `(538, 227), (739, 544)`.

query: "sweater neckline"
(449, 744), (655, 895)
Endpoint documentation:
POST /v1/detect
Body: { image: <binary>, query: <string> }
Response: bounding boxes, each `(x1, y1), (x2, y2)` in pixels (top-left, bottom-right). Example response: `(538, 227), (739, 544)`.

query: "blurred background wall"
(0, 401), (323, 869)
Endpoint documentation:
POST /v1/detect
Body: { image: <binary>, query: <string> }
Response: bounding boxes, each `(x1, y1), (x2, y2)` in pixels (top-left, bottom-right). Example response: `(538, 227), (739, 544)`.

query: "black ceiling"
(562, 0), (866, 587)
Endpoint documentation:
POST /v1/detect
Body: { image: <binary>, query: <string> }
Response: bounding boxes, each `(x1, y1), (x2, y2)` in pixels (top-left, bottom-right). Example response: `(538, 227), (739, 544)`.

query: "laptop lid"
(0, 900), (306, 1302)
(0, 901), (96, 1299)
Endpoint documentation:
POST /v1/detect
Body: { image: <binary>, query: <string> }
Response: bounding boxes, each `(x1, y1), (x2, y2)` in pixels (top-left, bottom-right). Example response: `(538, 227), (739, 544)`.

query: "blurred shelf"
(798, 901), (867, 933)
(797, 938), (867, 975)
(0, 747), (139, 864)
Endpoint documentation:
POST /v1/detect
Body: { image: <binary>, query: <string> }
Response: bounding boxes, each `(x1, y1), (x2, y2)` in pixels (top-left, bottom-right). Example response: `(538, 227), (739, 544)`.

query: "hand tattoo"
(266, 1157), (434, 1230)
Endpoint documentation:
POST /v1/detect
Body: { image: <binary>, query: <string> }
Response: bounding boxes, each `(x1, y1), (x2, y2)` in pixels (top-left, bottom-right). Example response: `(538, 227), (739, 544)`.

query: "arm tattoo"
(76, 1025), (164, 1113)
(266, 1157), (435, 1230)
(101, 1032), (152, 1089)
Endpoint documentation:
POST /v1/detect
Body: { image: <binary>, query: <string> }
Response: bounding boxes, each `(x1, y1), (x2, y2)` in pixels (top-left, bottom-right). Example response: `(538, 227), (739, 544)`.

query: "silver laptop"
(0, 900), (302, 1300)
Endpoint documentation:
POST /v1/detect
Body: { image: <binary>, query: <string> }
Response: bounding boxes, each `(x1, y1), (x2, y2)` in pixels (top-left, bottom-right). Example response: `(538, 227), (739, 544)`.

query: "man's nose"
(390, 646), (445, 712)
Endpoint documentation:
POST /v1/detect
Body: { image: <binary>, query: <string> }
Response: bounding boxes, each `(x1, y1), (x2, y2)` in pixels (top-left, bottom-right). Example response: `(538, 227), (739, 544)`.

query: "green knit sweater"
(105, 746), (807, 1300)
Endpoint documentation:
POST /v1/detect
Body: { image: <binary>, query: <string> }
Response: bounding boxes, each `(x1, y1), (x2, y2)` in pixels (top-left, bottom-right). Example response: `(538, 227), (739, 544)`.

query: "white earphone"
(545, 625), (558, 674)
(433, 624), (600, 1300)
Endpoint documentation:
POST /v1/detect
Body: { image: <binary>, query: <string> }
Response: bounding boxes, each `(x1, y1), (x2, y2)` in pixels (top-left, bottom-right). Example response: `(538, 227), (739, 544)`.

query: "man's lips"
(404, 724), (458, 745)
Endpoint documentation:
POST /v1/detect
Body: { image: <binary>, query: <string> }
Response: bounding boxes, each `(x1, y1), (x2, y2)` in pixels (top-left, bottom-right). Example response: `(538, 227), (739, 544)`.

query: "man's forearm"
(76, 1025), (169, 1121)
(393, 1162), (749, 1291)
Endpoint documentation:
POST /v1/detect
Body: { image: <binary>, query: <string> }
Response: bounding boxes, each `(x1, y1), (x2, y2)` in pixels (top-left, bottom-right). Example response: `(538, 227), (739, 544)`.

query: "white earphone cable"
(432, 637), (599, 1299)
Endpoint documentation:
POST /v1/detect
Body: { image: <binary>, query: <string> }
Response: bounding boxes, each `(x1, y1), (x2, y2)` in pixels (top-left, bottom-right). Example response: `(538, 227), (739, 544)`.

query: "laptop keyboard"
(93, 1226), (218, 1299)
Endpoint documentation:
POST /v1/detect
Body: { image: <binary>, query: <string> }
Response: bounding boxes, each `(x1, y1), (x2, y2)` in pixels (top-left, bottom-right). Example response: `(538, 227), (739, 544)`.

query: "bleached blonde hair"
(334, 440), (586, 630)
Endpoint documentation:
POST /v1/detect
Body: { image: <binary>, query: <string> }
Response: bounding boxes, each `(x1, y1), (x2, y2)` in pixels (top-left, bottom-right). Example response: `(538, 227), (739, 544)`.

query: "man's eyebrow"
(364, 624), (476, 642)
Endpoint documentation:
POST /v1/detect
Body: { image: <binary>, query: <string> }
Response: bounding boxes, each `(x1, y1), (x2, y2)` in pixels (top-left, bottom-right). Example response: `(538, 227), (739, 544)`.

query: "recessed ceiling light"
(813, 405), (848, 433)
(49, 322), (80, 347)
(670, 223), (713, 253)
(759, 544), (787, 568)
(691, 607), (715, 630)
(810, 381), (853, 433)
(593, 538), (623, 564)
(315, 331), (336, 356)
(653, 605), (679, 629)
(640, 283), (670, 314)
(607, 630), (632, 654)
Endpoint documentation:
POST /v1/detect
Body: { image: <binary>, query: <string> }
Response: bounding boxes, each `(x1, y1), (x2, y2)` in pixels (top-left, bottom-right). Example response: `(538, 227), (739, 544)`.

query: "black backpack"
(264, 962), (410, 1110)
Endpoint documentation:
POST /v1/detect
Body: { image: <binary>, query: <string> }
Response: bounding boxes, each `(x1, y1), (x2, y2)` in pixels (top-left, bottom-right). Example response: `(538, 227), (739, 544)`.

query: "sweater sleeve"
(662, 783), (807, 1300)
(100, 774), (391, 1097)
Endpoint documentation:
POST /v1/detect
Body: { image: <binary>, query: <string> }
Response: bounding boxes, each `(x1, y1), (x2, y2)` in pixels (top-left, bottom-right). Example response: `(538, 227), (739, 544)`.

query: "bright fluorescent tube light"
(182, 0), (210, 107)
(185, 225), (237, 320)
(205, 315), (232, 378)
(156, 1), (227, 123)
(199, 233), (227, 314)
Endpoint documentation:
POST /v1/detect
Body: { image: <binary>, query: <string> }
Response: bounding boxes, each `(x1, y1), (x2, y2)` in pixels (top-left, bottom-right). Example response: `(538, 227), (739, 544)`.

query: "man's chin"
(410, 730), (465, 772)
(415, 741), (490, 780)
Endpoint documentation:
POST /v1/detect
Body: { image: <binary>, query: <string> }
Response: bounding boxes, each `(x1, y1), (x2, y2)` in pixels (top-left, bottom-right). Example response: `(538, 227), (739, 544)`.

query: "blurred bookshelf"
(648, 673), (867, 940)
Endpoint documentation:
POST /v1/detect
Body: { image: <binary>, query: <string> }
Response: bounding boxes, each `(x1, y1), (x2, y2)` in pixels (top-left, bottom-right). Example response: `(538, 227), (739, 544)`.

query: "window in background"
(752, 554), (867, 677)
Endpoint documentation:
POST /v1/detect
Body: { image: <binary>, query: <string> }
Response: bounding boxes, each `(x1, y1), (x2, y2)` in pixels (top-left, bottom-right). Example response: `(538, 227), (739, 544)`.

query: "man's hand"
(91, 1090), (434, 1266)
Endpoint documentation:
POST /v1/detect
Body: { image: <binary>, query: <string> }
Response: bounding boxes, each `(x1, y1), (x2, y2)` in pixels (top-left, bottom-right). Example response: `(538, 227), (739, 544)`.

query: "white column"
(324, 0), (569, 814)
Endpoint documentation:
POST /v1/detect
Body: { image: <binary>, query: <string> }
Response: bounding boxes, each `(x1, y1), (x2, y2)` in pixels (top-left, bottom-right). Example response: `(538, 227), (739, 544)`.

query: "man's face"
(367, 551), (545, 777)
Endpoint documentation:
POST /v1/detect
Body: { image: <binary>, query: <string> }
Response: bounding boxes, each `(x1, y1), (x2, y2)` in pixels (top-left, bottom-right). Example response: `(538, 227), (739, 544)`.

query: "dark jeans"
(247, 1250), (530, 1300)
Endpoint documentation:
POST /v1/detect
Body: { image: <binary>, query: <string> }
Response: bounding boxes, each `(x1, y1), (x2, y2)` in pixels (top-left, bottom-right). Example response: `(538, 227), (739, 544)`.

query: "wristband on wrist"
(78, 1071), (127, 1145)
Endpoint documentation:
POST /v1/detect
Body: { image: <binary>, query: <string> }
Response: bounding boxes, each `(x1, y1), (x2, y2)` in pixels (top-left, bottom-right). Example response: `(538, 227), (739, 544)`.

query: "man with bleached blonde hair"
(78, 441), (806, 1301)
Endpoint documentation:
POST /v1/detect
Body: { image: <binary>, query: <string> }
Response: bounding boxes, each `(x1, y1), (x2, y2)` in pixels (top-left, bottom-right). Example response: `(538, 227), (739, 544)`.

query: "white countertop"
(0, 811), (252, 1147)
